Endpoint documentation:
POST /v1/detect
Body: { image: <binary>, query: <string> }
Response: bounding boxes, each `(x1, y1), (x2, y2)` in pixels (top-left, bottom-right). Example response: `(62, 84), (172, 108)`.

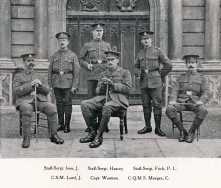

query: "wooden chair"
(172, 111), (200, 141)
(19, 111), (50, 142)
(97, 109), (128, 140)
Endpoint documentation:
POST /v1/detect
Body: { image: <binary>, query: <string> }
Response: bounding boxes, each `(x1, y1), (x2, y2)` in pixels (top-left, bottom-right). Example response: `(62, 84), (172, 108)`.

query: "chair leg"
(20, 113), (22, 136)
(197, 128), (199, 141)
(120, 118), (124, 141)
(124, 113), (128, 134)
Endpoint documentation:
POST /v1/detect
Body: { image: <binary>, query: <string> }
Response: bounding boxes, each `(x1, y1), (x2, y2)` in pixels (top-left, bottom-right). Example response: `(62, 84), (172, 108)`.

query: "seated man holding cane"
(79, 51), (131, 148)
(13, 54), (64, 148)
(165, 55), (211, 143)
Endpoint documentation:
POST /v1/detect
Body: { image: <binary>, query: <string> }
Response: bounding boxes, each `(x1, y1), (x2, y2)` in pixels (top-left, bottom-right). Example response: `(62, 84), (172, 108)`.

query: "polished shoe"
(178, 130), (188, 142)
(137, 126), (152, 134)
(185, 132), (195, 143)
(79, 132), (96, 143)
(155, 127), (166, 137)
(57, 125), (64, 132)
(22, 136), (30, 148)
(85, 128), (89, 132)
(89, 138), (103, 148)
(51, 134), (64, 144)
(64, 124), (70, 133)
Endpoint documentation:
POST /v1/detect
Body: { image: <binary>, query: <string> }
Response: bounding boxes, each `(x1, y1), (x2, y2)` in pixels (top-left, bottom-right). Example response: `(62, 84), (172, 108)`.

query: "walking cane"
(34, 84), (38, 143)
(105, 82), (109, 103)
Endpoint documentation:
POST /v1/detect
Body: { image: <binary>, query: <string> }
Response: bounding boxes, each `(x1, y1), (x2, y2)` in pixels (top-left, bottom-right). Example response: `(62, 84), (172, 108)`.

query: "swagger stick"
(34, 84), (38, 143)
(105, 83), (109, 103)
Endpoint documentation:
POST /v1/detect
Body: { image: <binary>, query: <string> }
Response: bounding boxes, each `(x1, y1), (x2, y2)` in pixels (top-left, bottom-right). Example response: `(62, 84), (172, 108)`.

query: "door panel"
(66, 0), (150, 104)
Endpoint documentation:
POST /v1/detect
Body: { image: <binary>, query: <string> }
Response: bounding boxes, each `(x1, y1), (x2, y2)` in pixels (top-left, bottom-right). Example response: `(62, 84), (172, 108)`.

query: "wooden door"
(66, 0), (150, 104)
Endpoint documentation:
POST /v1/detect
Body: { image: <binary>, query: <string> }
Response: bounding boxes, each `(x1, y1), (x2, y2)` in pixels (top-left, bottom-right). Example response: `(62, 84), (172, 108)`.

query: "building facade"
(0, 0), (221, 111)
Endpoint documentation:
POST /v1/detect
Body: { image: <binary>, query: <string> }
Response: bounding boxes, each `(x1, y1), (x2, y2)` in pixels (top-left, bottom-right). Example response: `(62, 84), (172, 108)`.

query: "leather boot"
(88, 115), (109, 147)
(22, 136), (30, 148)
(64, 114), (71, 133)
(51, 134), (64, 144)
(64, 105), (72, 133)
(79, 128), (97, 143)
(138, 112), (152, 134)
(57, 104), (64, 131)
(170, 117), (187, 141)
(154, 114), (166, 137)
(186, 118), (204, 143)
(89, 137), (103, 148)
(178, 130), (188, 142)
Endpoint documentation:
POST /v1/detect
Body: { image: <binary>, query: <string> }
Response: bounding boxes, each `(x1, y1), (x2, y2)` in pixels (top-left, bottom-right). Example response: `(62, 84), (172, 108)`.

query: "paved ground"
(1, 106), (221, 158)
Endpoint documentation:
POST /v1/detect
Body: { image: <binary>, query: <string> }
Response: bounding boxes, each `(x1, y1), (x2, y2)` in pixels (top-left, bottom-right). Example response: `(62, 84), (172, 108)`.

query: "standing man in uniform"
(133, 31), (172, 137)
(48, 32), (80, 133)
(79, 23), (112, 132)
(166, 55), (211, 143)
(79, 51), (131, 148)
(13, 53), (64, 148)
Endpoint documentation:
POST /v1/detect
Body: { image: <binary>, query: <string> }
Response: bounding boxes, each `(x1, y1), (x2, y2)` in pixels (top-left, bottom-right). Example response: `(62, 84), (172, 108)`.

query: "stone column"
(34, 0), (49, 66)
(204, 0), (220, 65)
(0, 0), (14, 66)
(168, 0), (184, 66)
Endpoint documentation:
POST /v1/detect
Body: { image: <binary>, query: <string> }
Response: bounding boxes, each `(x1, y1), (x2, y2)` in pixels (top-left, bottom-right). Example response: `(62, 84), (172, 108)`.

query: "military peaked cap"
(91, 23), (105, 30)
(20, 53), (36, 61)
(139, 30), (154, 39)
(56, 32), (70, 39)
(104, 51), (121, 60)
(183, 55), (200, 62)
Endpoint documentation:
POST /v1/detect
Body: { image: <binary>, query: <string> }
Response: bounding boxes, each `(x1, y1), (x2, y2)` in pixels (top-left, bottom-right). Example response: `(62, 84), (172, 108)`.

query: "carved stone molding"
(116, 0), (137, 12)
(81, 0), (100, 12)
(68, 25), (78, 34)
(110, 25), (119, 34)
(80, 25), (92, 34)
(121, 25), (135, 33)
(0, 73), (12, 106)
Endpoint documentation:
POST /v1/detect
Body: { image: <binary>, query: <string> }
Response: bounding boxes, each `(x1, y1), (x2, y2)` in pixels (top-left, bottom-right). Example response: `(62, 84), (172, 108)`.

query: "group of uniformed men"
(13, 23), (211, 149)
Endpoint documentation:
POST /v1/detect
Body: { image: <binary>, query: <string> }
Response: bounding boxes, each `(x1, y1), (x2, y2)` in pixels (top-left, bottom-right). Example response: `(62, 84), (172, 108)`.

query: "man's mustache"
(189, 66), (194, 68)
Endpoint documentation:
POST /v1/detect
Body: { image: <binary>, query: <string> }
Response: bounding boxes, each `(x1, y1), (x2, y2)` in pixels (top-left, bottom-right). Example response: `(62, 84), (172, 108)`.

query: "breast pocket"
(52, 58), (60, 69)
(179, 79), (189, 91)
(148, 56), (159, 68)
(64, 58), (73, 70)
(193, 79), (202, 92)
(139, 56), (146, 70)
(88, 48), (98, 58)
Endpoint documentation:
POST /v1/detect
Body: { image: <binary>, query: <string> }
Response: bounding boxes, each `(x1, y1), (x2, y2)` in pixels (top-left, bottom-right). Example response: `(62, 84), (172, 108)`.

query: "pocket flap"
(193, 79), (202, 84)
(88, 48), (97, 52)
(151, 71), (160, 77)
(66, 74), (73, 79)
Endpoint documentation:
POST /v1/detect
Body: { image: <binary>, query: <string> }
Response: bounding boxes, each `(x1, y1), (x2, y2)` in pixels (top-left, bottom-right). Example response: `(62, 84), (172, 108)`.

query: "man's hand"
(31, 79), (42, 87)
(196, 101), (204, 106)
(169, 100), (176, 105)
(97, 59), (102, 64)
(87, 64), (93, 70)
(101, 77), (114, 87)
(71, 88), (77, 94)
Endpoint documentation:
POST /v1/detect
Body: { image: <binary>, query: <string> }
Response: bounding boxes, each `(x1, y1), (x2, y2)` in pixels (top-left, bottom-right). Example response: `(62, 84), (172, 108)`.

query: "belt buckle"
(186, 91), (192, 96)
(59, 69), (64, 75)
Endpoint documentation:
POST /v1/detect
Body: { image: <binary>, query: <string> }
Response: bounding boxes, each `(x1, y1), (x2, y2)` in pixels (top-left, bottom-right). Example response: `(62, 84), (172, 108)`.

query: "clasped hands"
(101, 77), (114, 87)
(169, 100), (204, 106)
(31, 79), (42, 88)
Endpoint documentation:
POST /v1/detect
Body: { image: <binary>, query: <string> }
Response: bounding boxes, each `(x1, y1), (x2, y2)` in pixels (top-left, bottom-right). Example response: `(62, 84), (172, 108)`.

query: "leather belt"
(179, 90), (199, 96)
(89, 59), (107, 64)
(148, 68), (159, 72)
(52, 70), (73, 75)
(142, 68), (159, 72)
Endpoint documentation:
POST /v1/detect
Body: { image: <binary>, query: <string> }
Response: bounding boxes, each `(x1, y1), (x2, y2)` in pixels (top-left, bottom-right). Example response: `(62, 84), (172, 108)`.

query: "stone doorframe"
(48, 0), (169, 57)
